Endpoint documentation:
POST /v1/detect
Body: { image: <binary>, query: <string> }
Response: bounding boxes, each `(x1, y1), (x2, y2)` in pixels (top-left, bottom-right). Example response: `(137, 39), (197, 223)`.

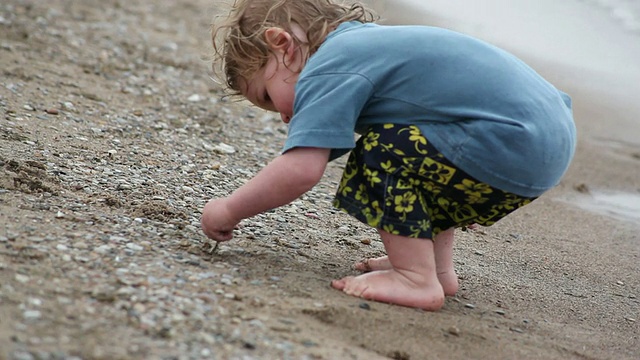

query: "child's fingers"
(211, 230), (233, 241)
(202, 226), (233, 241)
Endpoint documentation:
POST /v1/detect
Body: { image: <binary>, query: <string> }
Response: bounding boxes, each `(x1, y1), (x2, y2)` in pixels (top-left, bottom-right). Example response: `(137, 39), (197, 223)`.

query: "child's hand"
(201, 198), (239, 241)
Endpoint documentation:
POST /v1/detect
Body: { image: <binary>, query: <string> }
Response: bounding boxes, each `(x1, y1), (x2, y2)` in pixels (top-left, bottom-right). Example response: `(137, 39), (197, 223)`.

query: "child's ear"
(265, 27), (294, 54)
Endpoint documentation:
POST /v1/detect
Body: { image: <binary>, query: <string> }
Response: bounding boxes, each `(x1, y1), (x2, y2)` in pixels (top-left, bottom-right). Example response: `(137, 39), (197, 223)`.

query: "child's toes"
(353, 260), (371, 272)
(331, 277), (349, 290)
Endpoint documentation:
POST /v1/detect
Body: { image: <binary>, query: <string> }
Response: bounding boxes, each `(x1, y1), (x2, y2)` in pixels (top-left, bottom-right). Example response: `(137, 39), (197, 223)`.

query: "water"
(585, 0), (640, 32)
(566, 191), (640, 225)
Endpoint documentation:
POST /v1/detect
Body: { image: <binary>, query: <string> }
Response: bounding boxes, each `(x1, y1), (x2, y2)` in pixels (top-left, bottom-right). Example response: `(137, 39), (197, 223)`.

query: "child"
(202, 0), (576, 310)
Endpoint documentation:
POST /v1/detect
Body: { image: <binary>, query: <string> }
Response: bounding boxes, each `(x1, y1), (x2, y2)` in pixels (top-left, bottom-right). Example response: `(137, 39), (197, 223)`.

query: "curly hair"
(211, 0), (377, 95)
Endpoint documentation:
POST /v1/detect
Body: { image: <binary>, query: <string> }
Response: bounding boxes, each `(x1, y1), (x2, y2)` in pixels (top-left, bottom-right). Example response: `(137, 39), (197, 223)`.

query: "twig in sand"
(209, 241), (219, 254)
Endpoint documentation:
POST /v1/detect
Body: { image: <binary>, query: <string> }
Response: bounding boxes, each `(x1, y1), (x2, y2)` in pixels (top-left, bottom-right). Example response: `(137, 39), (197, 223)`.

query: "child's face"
(240, 26), (308, 124)
(242, 53), (298, 124)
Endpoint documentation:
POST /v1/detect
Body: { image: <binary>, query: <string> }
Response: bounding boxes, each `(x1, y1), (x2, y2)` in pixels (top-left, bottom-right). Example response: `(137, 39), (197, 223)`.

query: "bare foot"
(355, 255), (459, 296)
(436, 269), (459, 296)
(434, 228), (459, 296)
(337, 229), (445, 310)
(331, 269), (445, 311)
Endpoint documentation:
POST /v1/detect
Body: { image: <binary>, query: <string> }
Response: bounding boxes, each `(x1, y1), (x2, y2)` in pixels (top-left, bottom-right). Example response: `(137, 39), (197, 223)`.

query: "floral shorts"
(332, 124), (536, 239)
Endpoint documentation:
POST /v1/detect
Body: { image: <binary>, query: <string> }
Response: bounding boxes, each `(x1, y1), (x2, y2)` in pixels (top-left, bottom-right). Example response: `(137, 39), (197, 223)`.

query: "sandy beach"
(1, 0), (638, 359)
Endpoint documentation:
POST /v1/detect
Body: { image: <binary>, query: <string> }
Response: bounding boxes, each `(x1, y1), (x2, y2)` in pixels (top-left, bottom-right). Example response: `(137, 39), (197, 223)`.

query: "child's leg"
(433, 228), (458, 296)
(332, 229), (445, 310)
(354, 227), (458, 296)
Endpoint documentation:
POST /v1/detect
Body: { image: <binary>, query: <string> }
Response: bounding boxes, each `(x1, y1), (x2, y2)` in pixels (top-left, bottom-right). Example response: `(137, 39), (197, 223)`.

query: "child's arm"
(201, 147), (331, 241)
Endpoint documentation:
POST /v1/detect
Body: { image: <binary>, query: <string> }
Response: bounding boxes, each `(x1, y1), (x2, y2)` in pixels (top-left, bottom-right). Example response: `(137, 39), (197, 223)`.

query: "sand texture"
(1, 0), (638, 359)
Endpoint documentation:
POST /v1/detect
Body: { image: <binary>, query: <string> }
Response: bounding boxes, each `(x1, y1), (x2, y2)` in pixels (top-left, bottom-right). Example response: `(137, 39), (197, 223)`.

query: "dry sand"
(1, 0), (638, 359)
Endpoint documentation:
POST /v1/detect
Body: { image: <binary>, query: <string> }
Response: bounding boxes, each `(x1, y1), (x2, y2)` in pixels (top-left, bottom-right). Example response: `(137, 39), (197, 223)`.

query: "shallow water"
(564, 191), (640, 225)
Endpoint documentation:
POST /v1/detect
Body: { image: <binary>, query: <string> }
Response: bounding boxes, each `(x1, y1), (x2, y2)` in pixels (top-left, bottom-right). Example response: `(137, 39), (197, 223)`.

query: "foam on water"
(585, 0), (640, 32)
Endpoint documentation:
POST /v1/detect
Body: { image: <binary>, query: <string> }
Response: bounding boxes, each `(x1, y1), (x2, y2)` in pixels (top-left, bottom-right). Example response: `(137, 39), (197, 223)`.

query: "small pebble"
(447, 326), (461, 336)
(11, 351), (35, 360)
(23, 310), (42, 320)
(15, 274), (30, 283)
(187, 94), (202, 102)
(212, 142), (236, 154)
(125, 243), (143, 252)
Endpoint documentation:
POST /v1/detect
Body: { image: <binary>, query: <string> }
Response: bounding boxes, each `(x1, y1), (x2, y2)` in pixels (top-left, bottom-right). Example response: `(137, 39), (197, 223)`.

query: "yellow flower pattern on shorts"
(394, 191), (417, 220)
(355, 183), (369, 205)
(363, 132), (380, 151)
(454, 178), (493, 204)
(361, 200), (383, 227)
(337, 162), (357, 197)
(334, 124), (535, 238)
(364, 167), (382, 187)
(419, 157), (456, 184)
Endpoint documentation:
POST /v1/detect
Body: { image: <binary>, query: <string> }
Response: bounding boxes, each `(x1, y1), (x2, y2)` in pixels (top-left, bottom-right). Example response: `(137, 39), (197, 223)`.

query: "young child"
(202, 0), (576, 311)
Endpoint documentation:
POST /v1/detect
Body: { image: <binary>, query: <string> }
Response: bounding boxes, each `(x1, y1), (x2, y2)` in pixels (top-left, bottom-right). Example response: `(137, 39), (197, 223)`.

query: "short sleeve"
(283, 72), (374, 160)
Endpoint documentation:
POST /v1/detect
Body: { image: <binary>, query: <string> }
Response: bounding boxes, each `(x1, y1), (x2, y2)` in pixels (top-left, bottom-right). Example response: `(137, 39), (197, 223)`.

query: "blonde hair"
(211, 0), (377, 95)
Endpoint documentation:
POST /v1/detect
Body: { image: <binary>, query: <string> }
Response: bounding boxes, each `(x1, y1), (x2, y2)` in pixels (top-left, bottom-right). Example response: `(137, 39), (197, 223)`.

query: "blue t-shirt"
(284, 22), (576, 197)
